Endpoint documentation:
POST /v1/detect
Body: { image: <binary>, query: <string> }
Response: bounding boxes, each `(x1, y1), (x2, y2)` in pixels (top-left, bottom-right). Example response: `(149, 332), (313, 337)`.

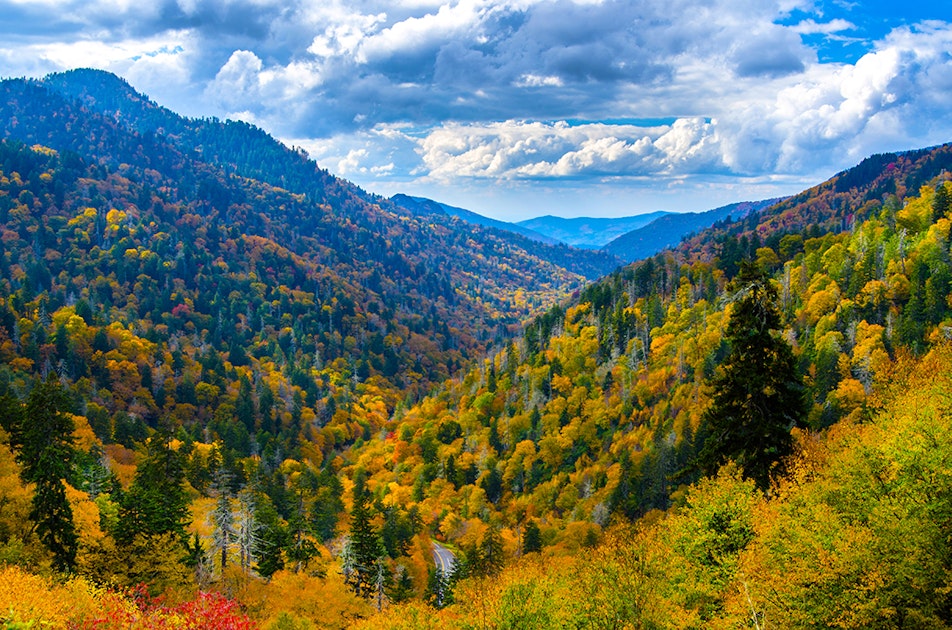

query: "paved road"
(432, 541), (456, 576)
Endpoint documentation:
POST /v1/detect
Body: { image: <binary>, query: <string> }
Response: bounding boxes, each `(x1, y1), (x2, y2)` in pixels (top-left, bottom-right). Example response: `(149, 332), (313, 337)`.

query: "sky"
(1, 1), (951, 221)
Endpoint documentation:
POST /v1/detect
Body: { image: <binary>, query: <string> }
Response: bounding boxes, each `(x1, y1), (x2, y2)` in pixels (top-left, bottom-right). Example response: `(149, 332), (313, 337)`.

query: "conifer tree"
(522, 519), (542, 554)
(696, 261), (806, 490)
(347, 483), (383, 597)
(15, 376), (78, 571)
(117, 430), (190, 543)
(480, 527), (505, 576)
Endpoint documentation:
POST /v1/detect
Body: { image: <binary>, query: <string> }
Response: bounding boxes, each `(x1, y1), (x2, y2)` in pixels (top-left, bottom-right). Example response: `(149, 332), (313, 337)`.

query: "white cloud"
(417, 119), (724, 181)
(206, 49), (263, 108)
(355, 0), (493, 64)
(2, 0), (952, 217)
(514, 74), (564, 87)
(791, 18), (855, 35)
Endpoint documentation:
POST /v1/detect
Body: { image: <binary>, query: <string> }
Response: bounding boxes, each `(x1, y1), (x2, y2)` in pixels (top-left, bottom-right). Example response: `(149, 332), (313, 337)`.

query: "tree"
(210, 468), (235, 573)
(15, 377), (78, 571)
(480, 527), (505, 577)
(522, 519), (542, 554)
(346, 484), (383, 598)
(117, 430), (191, 543)
(696, 261), (806, 490)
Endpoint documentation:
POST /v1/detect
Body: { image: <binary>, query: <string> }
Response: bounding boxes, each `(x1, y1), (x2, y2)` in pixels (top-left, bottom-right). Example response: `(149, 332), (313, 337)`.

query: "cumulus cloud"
(1, 0), (951, 215)
(416, 118), (725, 181)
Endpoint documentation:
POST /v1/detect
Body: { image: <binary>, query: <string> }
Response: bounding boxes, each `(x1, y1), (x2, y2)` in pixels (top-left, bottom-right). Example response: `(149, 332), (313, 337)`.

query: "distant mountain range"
(603, 199), (784, 262)
(517, 212), (671, 249)
(394, 195), (786, 263)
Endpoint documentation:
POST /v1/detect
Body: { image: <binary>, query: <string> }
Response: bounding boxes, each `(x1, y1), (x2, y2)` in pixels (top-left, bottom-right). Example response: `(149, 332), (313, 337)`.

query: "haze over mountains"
(517, 212), (670, 249)
(3, 68), (952, 628)
(392, 193), (789, 263)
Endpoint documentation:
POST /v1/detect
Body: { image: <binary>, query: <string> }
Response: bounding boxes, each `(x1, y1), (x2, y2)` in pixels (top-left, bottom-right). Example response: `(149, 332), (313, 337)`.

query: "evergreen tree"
(522, 519), (542, 554)
(347, 483), (383, 597)
(696, 261), (806, 490)
(286, 491), (317, 573)
(480, 527), (505, 576)
(16, 377), (78, 571)
(934, 182), (950, 218)
(389, 563), (415, 603)
(117, 430), (191, 543)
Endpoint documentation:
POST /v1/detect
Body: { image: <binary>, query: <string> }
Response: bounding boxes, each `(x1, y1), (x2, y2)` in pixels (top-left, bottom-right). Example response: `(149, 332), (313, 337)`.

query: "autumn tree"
(696, 261), (806, 490)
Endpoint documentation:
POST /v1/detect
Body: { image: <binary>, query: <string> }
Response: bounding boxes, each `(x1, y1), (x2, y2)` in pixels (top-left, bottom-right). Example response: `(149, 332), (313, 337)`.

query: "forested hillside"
(341, 169), (952, 537)
(1, 69), (952, 629)
(603, 198), (781, 262)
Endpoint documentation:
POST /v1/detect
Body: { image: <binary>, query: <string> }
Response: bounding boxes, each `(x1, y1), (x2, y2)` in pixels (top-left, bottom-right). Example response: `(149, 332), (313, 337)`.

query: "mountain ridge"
(517, 211), (671, 248)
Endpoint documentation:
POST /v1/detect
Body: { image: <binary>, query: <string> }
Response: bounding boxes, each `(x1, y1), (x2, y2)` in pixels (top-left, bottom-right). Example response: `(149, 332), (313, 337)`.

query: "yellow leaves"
(0, 565), (103, 628)
(857, 279), (888, 308)
(550, 373), (572, 395)
(830, 378), (867, 418)
(66, 484), (104, 546)
(105, 207), (126, 228)
(805, 285), (840, 324)
(896, 185), (935, 233)
(30, 144), (58, 157)
(71, 414), (100, 452)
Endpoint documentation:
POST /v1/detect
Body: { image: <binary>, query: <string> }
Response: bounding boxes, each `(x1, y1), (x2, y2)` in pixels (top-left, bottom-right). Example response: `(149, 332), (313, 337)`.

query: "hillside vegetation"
(0, 70), (951, 628)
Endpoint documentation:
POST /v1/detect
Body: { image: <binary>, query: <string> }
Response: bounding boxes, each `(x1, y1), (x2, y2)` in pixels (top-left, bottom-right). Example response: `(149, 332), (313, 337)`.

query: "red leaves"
(77, 587), (257, 630)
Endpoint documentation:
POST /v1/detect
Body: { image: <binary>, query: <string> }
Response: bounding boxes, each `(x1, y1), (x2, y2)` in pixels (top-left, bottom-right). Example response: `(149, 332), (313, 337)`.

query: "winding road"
(432, 540), (456, 576)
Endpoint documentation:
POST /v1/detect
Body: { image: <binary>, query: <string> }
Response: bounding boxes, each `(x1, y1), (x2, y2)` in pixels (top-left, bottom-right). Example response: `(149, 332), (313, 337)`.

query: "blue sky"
(1, 1), (951, 220)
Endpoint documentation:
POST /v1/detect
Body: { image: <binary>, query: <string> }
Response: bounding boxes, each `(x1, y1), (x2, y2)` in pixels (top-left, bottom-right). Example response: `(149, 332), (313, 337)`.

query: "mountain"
(4, 66), (952, 629)
(390, 194), (623, 280)
(517, 211), (671, 248)
(390, 194), (556, 244)
(340, 140), (952, 561)
(676, 144), (952, 265)
(602, 199), (782, 262)
(0, 69), (624, 461)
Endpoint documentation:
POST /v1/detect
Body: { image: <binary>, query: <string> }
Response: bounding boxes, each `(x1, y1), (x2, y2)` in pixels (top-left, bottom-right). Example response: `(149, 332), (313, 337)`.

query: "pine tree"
(16, 377), (78, 571)
(117, 431), (191, 543)
(347, 484), (383, 597)
(696, 261), (806, 490)
(522, 519), (542, 554)
(480, 527), (504, 576)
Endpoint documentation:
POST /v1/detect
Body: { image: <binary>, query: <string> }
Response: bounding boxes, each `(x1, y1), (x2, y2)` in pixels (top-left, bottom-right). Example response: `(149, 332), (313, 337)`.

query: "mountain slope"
(391, 194), (556, 244)
(517, 212), (670, 248)
(603, 199), (782, 262)
(677, 144), (952, 264)
(0, 71), (613, 462)
(390, 194), (624, 280)
(341, 143), (952, 548)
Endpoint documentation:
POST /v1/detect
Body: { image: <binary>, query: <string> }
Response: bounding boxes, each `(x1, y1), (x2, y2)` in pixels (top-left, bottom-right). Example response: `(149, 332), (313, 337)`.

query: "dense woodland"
(1, 70), (952, 628)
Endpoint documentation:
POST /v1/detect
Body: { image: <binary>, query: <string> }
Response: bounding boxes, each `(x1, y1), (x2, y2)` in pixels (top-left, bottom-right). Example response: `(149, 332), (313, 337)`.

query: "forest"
(0, 70), (951, 628)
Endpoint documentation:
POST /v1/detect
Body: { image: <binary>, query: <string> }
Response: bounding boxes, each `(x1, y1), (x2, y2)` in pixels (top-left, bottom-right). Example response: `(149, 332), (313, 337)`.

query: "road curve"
(432, 541), (456, 576)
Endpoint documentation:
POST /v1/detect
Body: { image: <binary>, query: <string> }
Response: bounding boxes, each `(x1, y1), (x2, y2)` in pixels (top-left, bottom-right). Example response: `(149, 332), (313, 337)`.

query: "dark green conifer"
(348, 482), (383, 597)
(522, 519), (542, 554)
(117, 430), (191, 543)
(16, 377), (78, 571)
(696, 261), (806, 490)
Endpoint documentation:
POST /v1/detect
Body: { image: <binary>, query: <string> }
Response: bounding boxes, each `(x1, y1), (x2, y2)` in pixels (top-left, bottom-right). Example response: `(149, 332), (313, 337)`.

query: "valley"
(0, 71), (951, 629)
